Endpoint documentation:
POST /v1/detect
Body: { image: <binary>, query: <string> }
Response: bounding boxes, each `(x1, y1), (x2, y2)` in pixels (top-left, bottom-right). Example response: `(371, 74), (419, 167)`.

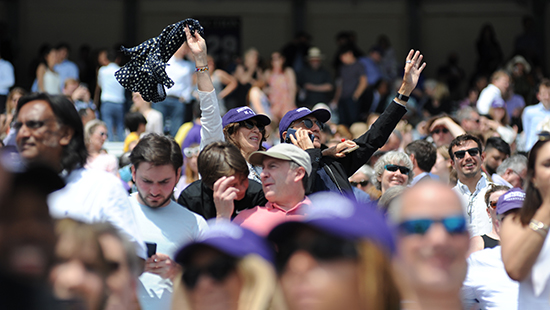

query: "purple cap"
(268, 192), (396, 255)
(278, 107), (331, 142)
(175, 220), (274, 264)
(496, 188), (525, 215)
(491, 97), (506, 109)
(222, 107), (271, 128)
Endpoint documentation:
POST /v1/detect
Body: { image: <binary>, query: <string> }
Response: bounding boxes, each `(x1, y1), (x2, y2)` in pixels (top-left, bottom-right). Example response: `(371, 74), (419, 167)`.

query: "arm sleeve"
(0, 62), (15, 90)
(198, 89), (225, 150)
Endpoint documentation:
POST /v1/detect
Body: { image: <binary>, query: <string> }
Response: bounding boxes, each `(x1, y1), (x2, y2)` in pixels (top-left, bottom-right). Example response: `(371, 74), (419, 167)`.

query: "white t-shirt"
(461, 246), (519, 310)
(48, 168), (147, 258)
(98, 62), (125, 104)
(129, 193), (208, 310)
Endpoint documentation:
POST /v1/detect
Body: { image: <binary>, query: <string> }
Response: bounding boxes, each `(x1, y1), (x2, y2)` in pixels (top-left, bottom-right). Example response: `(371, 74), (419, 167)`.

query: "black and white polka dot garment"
(114, 18), (204, 103)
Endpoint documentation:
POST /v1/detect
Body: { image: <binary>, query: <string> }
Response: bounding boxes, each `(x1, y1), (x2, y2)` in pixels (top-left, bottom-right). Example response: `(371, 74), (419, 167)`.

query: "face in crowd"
(450, 140), (484, 180)
(132, 162), (181, 208)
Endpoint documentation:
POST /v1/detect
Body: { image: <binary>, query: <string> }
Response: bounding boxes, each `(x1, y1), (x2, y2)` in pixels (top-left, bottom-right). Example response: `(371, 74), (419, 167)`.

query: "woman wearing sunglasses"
(268, 192), (401, 310)
(500, 132), (550, 308)
(84, 119), (118, 175)
(172, 221), (276, 310)
(373, 151), (414, 199)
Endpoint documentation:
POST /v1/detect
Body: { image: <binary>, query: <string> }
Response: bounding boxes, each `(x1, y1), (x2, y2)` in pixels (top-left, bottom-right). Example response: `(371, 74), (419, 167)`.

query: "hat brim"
(251, 114), (271, 126)
(310, 109), (331, 123)
(248, 150), (292, 167)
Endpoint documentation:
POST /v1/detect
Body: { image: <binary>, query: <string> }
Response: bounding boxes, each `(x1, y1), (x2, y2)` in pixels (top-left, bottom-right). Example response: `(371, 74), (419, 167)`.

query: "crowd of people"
(0, 17), (550, 310)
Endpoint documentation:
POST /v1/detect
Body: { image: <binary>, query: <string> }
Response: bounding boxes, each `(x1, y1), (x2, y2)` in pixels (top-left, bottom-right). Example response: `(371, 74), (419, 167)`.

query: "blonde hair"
(84, 119), (107, 146)
(171, 254), (277, 310)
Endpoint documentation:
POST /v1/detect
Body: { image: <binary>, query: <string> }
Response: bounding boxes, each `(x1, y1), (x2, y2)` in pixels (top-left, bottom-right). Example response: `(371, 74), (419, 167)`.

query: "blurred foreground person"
(269, 192), (400, 310)
(173, 221), (276, 310)
(389, 182), (469, 310)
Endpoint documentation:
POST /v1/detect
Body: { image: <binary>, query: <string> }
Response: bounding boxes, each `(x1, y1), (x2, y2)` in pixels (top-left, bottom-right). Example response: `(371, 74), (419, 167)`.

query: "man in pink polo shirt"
(231, 143), (312, 236)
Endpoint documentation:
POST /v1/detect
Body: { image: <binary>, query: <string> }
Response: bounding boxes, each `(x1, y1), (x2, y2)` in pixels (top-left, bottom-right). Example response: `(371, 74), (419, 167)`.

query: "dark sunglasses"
(240, 119), (264, 131)
(275, 231), (358, 272)
(399, 216), (467, 236)
(538, 131), (550, 141)
(182, 257), (237, 289)
(431, 128), (449, 135)
(13, 118), (56, 131)
(488, 200), (498, 209)
(350, 180), (369, 187)
(298, 119), (324, 130)
(385, 164), (410, 175)
(453, 147), (480, 159)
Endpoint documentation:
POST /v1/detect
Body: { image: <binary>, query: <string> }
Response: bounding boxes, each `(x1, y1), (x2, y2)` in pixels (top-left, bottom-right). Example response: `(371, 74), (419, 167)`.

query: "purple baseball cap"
(491, 97), (506, 109)
(268, 192), (396, 255)
(496, 188), (525, 215)
(278, 107), (331, 142)
(175, 220), (274, 264)
(222, 106), (271, 128)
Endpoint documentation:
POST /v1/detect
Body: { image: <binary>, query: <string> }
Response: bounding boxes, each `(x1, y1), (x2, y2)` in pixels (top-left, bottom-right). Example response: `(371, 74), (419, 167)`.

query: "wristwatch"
(396, 93), (409, 102)
(529, 219), (549, 238)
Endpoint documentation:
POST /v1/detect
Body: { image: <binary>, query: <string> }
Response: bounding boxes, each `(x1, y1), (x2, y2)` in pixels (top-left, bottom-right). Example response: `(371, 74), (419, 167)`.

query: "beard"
(136, 189), (172, 208)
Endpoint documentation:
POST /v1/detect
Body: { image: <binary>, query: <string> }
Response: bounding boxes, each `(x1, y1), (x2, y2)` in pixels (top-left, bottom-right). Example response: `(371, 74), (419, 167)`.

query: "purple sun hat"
(278, 107), (331, 142)
(222, 106), (271, 128)
(496, 188), (525, 215)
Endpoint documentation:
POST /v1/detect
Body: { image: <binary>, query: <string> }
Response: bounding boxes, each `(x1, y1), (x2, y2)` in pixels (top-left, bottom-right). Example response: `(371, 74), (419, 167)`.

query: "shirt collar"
(456, 174), (487, 195)
(266, 196), (311, 214)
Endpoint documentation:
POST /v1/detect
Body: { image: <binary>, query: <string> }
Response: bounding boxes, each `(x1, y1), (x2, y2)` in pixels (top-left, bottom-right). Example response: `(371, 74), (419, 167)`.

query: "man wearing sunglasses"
(449, 134), (493, 238)
(389, 182), (469, 310)
(279, 49), (426, 198)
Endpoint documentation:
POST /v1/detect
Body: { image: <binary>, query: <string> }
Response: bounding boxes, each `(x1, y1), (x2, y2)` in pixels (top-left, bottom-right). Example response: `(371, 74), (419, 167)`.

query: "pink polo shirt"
(233, 197), (311, 236)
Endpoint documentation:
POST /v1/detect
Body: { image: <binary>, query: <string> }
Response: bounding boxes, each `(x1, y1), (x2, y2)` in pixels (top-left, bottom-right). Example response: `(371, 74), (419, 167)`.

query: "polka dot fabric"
(115, 18), (204, 103)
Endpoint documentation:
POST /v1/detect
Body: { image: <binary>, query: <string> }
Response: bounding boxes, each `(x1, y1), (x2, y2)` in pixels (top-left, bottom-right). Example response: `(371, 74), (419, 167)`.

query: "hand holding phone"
(285, 128), (315, 144)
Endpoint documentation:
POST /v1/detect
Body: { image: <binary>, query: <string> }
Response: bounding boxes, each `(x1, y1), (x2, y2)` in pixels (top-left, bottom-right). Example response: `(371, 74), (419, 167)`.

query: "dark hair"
(537, 78), (550, 91)
(337, 44), (359, 58)
(484, 137), (510, 156)
(129, 133), (183, 172)
(448, 134), (483, 161)
(405, 140), (437, 172)
(16, 93), (88, 173)
(198, 142), (249, 189)
(223, 122), (267, 152)
(520, 134), (550, 226)
(55, 42), (70, 52)
(107, 49), (118, 63)
(125, 112), (147, 132)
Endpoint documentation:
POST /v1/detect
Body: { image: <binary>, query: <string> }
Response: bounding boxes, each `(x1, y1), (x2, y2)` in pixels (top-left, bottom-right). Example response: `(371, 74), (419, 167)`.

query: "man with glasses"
(279, 49), (426, 198)
(449, 134), (493, 237)
(389, 181), (469, 310)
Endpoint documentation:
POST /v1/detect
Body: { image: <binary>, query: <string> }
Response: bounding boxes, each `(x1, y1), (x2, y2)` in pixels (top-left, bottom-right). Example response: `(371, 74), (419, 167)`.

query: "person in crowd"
(378, 185), (407, 212)
(456, 106), (481, 133)
(233, 47), (265, 107)
(373, 151), (413, 199)
(132, 92), (163, 135)
(36, 46), (61, 95)
(462, 188), (521, 310)
(405, 139), (438, 185)
(123, 112), (147, 153)
(296, 47), (333, 109)
(14, 92), (146, 258)
(53, 42), (79, 93)
(426, 114), (466, 147)
(63, 78), (98, 119)
(389, 181), (469, 310)
(500, 132), (550, 308)
(359, 46), (384, 87)
(475, 23), (504, 79)
(0, 87), (25, 138)
(522, 78), (550, 151)
(173, 221), (276, 310)
(154, 43), (194, 137)
(332, 44), (367, 127)
(477, 70), (510, 115)
(468, 184), (510, 254)
(492, 155), (527, 188)
(128, 133), (207, 309)
(50, 218), (112, 310)
(484, 98), (517, 144)
(431, 145), (452, 184)
(228, 143), (311, 236)
(269, 192), (400, 310)
(97, 49), (126, 141)
(450, 134), (492, 237)
(482, 136), (510, 178)
(349, 164), (376, 200)
(178, 141), (267, 220)
(0, 49), (15, 114)
(174, 144), (200, 198)
(84, 119), (118, 175)
(205, 54), (237, 115)
(421, 80), (453, 118)
(95, 222), (142, 310)
(264, 51), (297, 123)
(280, 49), (425, 198)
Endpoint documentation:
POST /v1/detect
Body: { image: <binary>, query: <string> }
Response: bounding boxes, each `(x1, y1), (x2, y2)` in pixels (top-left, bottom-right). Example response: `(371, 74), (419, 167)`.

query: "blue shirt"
(522, 102), (550, 151)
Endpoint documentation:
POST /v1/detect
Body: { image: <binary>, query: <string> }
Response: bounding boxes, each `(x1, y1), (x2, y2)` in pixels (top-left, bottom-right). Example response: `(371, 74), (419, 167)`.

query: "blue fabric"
(152, 96), (185, 137)
(101, 101), (125, 141)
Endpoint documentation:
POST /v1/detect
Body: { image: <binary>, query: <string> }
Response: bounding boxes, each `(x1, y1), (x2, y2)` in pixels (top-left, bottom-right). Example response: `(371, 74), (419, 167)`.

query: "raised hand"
(399, 50), (427, 96)
(213, 176), (239, 219)
(184, 26), (207, 67)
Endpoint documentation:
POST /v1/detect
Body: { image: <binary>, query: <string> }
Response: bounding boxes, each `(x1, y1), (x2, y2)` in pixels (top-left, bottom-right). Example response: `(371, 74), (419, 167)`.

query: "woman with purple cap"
(500, 132), (550, 308)
(267, 192), (401, 310)
(171, 220), (276, 310)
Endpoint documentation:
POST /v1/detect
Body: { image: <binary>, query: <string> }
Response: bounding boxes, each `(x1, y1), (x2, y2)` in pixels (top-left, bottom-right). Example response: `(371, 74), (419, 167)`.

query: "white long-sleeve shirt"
(0, 59), (15, 95)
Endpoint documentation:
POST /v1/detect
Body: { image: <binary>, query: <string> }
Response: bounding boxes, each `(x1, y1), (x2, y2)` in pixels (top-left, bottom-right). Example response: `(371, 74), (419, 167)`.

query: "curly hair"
(373, 151), (414, 190)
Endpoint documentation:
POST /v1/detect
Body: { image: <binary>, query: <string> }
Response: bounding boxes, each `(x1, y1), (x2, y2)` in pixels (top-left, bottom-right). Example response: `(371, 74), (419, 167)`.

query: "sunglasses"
(453, 147), (480, 159)
(240, 120), (265, 132)
(488, 200), (498, 209)
(182, 256), (237, 289)
(297, 118), (324, 130)
(538, 131), (550, 141)
(275, 231), (358, 272)
(183, 146), (200, 158)
(350, 180), (369, 187)
(13, 118), (57, 131)
(385, 164), (410, 175)
(431, 128), (449, 135)
(398, 216), (467, 236)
